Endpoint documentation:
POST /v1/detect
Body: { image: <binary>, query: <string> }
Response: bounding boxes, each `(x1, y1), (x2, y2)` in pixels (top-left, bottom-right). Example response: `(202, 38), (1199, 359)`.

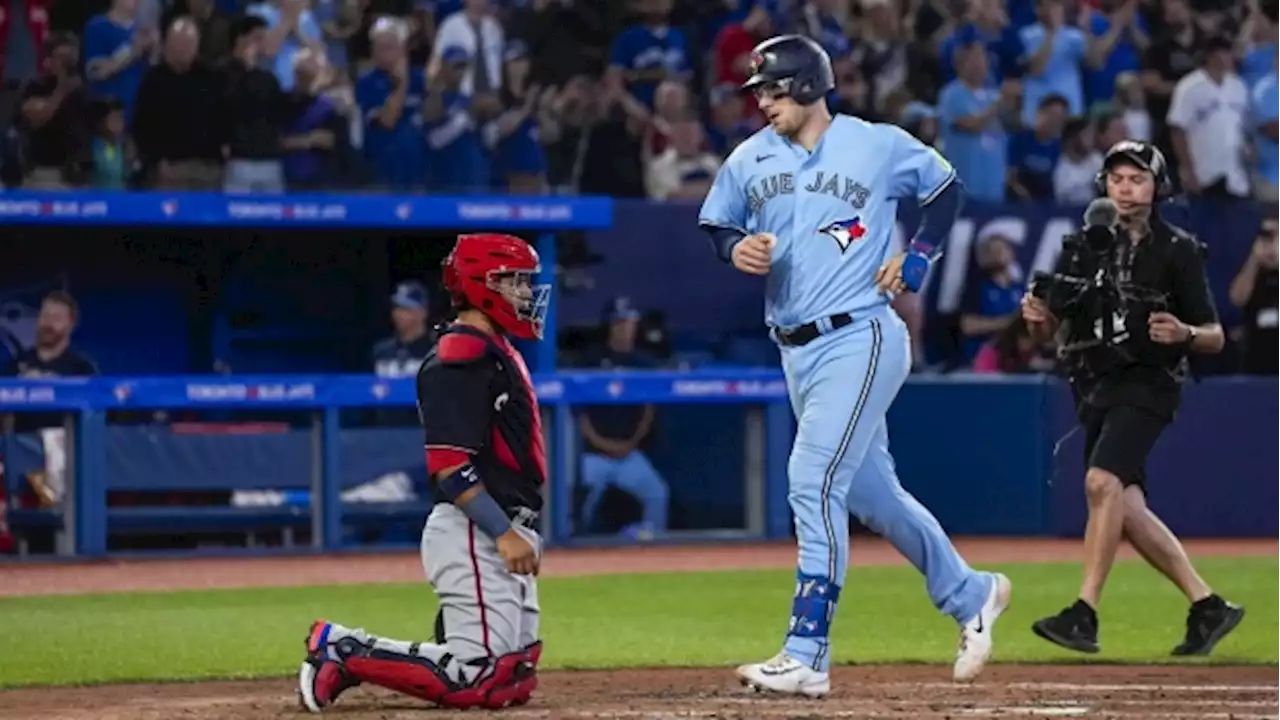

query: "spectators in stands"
(1113, 71), (1152, 141)
(958, 234), (1025, 363)
(1054, 116), (1102, 205)
(490, 41), (549, 194)
(356, 17), (427, 190)
(938, 0), (1020, 87)
(645, 117), (721, 201)
(1229, 216), (1279, 375)
(423, 46), (492, 192)
(607, 0), (691, 122)
(1019, 0), (1087, 125)
(0, 0), (50, 86)
(247, 0), (324, 92)
(432, 0), (503, 98)
(705, 83), (757, 157)
(18, 31), (89, 189)
(849, 0), (909, 117)
(132, 17), (224, 190)
(938, 40), (1016, 203)
(90, 98), (133, 189)
(1083, 0), (1149, 109)
(223, 14), (287, 194)
(972, 317), (1053, 374)
(281, 48), (351, 190)
(164, 0), (232, 65)
(1168, 34), (1250, 200)
(1008, 94), (1067, 201)
(83, 0), (156, 123)
(1249, 58), (1278, 204)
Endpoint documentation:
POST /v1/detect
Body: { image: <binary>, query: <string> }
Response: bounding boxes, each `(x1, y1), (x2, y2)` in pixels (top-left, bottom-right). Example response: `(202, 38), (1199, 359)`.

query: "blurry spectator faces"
(370, 16), (409, 71)
(163, 18), (200, 71)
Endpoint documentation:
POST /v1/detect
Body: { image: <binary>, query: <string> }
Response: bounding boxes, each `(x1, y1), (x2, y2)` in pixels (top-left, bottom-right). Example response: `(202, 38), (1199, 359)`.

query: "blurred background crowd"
(0, 0), (1274, 549)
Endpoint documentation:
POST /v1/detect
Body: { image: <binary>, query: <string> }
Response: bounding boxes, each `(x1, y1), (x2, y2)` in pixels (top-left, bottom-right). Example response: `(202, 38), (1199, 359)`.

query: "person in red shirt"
(712, 2), (778, 122)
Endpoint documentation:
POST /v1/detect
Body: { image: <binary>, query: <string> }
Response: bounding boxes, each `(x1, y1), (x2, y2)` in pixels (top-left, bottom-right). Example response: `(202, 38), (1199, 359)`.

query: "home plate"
(954, 707), (1090, 717)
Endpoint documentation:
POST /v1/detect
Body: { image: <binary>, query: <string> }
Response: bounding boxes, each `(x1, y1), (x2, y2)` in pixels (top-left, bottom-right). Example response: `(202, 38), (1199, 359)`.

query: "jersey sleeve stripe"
(920, 165), (957, 206)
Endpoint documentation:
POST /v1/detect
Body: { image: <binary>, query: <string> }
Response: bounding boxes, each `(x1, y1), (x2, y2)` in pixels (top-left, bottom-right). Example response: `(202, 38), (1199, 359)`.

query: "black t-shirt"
(416, 327), (544, 515)
(222, 62), (284, 160)
(1143, 29), (1199, 152)
(4, 346), (99, 431)
(1241, 268), (1278, 375)
(132, 62), (226, 164)
(19, 75), (89, 170)
(1056, 219), (1218, 419)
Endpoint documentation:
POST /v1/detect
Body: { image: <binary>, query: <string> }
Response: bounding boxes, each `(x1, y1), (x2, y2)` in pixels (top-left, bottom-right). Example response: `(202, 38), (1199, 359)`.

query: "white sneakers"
(737, 572), (1012, 696)
(953, 572), (1013, 683)
(736, 653), (831, 698)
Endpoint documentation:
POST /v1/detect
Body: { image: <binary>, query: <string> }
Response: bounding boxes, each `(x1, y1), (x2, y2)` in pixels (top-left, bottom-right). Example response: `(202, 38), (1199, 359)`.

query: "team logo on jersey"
(819, 217), (867, 253)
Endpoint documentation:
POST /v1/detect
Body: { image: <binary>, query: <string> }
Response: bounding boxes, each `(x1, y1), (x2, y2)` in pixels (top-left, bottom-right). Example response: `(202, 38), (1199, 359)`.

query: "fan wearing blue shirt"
(488, 40), (547, 194)
(1083, 0), (1149, 106)
(355, 18), (428, 189)
(939, 0), (1022, 85)
(606, 0), (690, 116)
(1007, 94), (1066, 200)
(424, 46), (491, 193)
(1252, 67), (1279, 203)
(1018, 0), (1086, 125)
(83, 0), (156, 122)
(939, 42), (1016, 204)
(246, 0), (324, 92)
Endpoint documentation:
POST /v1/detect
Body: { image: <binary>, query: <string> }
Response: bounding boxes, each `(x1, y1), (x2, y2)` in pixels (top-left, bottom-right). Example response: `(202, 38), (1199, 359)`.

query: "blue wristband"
(439, 464), (512, 539)
(902, 241), (938, 292)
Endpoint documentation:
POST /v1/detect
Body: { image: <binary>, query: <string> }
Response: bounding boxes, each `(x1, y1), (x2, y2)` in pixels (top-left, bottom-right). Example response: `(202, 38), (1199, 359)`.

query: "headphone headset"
(1093, 140), (1174, 202)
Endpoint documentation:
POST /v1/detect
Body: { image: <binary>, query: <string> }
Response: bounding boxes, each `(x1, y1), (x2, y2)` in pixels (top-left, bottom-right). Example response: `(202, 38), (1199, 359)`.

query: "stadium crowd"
(0, 0), (1274, 374)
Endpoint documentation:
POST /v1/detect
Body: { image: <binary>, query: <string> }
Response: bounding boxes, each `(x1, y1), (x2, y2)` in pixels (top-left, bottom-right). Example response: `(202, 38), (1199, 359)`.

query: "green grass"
(2, 557), (1275, 688)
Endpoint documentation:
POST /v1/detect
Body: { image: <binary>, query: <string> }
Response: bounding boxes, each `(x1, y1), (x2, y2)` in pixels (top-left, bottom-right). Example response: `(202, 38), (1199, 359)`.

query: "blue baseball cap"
(441, 45), (471, 66)
(603, 296), (641, 323)
(390, 281), (428, 311)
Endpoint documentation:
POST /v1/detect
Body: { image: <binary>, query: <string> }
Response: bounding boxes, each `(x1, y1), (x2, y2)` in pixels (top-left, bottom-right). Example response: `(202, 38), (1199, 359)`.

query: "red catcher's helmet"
(442, 233), (550, 340)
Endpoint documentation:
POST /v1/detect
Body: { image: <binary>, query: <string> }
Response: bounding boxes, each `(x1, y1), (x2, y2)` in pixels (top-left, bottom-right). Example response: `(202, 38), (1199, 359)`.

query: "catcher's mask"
(442, 233), (550, 340)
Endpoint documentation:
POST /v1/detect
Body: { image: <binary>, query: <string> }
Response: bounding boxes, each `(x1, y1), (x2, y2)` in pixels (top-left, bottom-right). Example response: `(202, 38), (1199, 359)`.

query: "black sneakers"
(1031, 599), (1100, 654)
(1172, 595), (1246, 656)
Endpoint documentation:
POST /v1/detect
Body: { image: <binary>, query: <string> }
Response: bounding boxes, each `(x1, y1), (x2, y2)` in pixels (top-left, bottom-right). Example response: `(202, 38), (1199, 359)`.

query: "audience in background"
(18, 32), (89, 189)
(1229, 216), (1279, 376)
(957, 234), (1025, 363)
(938, 40), (1015, 204)
(223, 13), (287, 194)
(1008, 94), (1067, 201)
(372, 281), (435, 379)
(645, 118), (720, 201)
(1167, 35), (1249, 200)
(83, 0), (155, 123)
(1053, 116), (1102, 205)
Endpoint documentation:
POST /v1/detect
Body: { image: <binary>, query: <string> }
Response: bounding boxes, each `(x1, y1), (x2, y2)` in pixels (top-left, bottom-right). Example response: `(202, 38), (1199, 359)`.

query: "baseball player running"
(699, 35), (1011, 695)
(298, 233), (548, 712)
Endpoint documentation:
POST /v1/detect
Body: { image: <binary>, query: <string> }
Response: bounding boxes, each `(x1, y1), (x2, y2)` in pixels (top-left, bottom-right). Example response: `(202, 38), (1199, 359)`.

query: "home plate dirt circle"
(1, 665), (1275, 720)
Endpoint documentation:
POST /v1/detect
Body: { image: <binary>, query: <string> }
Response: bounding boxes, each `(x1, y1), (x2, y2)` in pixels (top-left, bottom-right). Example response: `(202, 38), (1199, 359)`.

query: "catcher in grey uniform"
(298, 233), (549, 711)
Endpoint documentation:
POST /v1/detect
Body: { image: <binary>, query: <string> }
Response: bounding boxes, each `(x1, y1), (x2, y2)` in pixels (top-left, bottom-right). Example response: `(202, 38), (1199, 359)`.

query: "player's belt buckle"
(776, 313), (853, 348)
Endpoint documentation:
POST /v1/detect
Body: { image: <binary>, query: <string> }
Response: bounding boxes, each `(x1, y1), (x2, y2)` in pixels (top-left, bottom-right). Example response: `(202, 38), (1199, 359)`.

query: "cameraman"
(1022, 141), (1245, 657)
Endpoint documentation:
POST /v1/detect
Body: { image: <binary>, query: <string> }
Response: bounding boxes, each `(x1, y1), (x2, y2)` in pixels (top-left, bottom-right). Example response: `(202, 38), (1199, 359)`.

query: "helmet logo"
(749, 51), (766, 75)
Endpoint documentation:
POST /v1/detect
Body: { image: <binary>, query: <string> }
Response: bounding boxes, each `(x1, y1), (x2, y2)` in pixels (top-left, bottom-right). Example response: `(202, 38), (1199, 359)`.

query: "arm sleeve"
(698, 154), (750, 262)
(1172, 237), (1218, 326)
(416, 362), (493, 453)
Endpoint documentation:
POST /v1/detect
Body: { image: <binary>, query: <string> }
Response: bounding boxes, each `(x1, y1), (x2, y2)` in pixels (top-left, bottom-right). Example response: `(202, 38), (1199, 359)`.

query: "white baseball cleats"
(736, 653), (830, 698)
(953, 572), (1013, 682)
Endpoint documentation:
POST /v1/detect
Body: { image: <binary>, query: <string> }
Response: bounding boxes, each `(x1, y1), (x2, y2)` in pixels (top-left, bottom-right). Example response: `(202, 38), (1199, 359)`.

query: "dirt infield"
(1, 538), (1275, 719)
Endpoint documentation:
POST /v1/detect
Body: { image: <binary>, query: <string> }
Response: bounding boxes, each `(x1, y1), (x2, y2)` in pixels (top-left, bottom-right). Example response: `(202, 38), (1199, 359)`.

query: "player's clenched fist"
(497, 528), (539, 575)
(732, 233), (776, 275)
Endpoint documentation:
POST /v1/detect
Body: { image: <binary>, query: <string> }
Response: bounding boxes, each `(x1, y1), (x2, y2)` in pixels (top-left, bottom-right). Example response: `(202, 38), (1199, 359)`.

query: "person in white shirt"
(1166, 34), (1250, 199)
(430, 0), (502, 97)
(1054, 116), (1103, 205)
(1113, 71), (1151, 141)
(644, 118), (721, 201)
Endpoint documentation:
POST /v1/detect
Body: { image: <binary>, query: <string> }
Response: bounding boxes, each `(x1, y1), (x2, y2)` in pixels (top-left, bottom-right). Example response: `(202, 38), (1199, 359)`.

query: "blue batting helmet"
(741, 34), (835, 106)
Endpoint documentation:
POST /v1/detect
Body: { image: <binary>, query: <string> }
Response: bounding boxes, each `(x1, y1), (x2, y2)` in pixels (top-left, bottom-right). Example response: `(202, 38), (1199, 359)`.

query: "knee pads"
(788, 573), (843, 639)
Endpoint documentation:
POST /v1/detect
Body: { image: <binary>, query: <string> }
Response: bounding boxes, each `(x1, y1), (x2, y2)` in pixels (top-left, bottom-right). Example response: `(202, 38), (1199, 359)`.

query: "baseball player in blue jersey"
(698, 35), (1012, 694)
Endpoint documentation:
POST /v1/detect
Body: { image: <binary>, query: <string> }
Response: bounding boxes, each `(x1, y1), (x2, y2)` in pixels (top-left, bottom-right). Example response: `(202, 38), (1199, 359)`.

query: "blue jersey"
(356, 67), (428, 189)
(82, 14), (147, 121)
(698, 115), (956, 329)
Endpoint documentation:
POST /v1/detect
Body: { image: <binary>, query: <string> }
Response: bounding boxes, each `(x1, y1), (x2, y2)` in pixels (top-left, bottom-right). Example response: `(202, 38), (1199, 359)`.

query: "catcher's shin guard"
(342, 649), (461, 704)
(438, 646), (539, 709)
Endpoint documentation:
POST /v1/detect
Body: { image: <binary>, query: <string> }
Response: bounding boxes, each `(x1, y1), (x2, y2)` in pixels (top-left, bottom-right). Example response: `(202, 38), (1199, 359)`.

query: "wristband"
(439, 464), (511, 539)
(902, 241), (939, 292)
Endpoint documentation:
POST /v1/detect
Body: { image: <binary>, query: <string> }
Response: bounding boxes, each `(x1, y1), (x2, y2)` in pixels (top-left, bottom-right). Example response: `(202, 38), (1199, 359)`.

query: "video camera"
(1027, 199), (1169, 366)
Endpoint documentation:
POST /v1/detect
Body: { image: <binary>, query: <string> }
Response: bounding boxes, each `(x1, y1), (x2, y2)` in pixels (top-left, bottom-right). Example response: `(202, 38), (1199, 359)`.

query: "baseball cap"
(603, 296), (641, 324)
(390, 281), (428, 311)
(504, 40), (528, 63)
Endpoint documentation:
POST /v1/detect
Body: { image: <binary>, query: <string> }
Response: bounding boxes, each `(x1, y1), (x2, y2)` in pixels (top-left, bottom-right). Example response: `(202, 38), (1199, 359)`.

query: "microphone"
(1083, 198), (1119, 229)
(1082, 198), (1120, 255)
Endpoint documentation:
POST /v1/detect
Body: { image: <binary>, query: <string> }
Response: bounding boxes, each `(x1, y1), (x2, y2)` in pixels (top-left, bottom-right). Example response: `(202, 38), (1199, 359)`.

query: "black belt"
(437, 501), (540, 529)
(774, 313), (854, 348)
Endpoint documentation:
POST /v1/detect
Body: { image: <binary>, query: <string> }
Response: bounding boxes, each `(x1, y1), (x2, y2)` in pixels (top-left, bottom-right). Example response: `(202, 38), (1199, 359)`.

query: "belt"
(774, 313), (854, 348)
(437, 501), (540, 529)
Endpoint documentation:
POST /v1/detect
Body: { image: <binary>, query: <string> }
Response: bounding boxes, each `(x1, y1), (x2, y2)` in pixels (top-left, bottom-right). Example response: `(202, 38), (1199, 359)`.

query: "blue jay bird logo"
(819, 217), (867, 253)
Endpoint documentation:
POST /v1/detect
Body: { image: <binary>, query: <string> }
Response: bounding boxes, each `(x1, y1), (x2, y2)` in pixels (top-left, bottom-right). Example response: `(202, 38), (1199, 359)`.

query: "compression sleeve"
(705, 225), (746, 264)
(909, 177), (964, 259)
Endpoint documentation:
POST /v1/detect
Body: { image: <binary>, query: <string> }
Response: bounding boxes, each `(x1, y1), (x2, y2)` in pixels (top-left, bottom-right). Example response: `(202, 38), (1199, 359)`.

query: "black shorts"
(1080, 404), (1170, 490)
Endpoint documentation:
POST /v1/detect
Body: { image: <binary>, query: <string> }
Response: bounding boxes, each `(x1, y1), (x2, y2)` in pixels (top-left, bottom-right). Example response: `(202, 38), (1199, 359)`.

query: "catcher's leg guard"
(343, 649), (462, 704)
(438, 647), (539, 709)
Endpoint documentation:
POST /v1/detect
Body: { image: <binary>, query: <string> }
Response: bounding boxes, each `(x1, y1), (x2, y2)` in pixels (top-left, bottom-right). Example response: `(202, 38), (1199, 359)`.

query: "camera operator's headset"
(1093, 140), (1175, 203)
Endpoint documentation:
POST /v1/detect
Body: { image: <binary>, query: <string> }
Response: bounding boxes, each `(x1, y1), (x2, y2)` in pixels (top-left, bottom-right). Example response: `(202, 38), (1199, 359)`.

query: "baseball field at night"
(1, 538), (1275, 719)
